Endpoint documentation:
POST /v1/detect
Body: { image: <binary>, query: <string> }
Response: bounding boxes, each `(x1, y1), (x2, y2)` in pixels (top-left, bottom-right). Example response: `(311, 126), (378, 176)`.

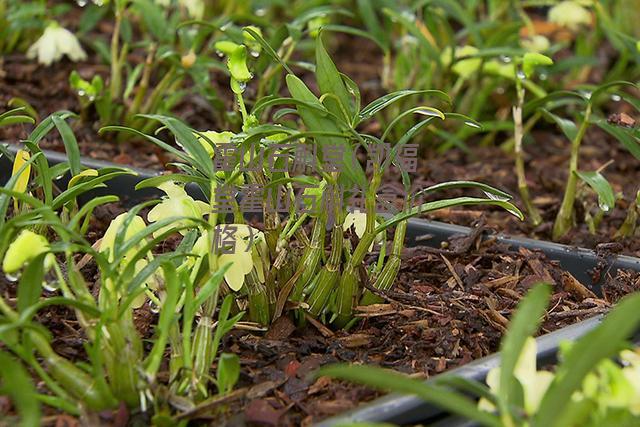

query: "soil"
(2, 205), (638, 426)
(414, 125), (640, 257)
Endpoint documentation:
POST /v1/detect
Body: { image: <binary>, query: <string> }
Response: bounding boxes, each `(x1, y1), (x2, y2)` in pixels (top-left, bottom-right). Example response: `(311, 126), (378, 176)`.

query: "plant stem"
(617, 190), (640, 239)
(110, 5), (124, 101)
(513, 67), (542, 226)
(553, 103), (593, 240)
(306, 185), (343, 316)
(361, 220), (407, 306)
(128, 43), (156, 119)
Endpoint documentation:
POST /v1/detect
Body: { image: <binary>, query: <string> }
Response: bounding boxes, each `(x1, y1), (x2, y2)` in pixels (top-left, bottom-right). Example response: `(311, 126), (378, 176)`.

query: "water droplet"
(5, 272), (20, 282)
(599, 203), (611, 212)
(43, 281), (59, 292)
(400, 10), (415, 21)
(539, 72), (548, 81)
(611, 94), (621, 102)
(499, 55), (512, 63)
(77, 90), (86, 97)
(216, 51), (224, 58)
(516, 70), (526, 80)
(464, 120), (481, 129)
(149, 300), (160, 314)
(250, 50), (259, 58)
(255, 8), (267, 16)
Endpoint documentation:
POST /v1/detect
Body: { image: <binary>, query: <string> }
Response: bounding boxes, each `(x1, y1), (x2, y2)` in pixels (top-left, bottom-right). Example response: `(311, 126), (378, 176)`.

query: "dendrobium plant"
(0, 112), (243, 421)
(104, 29), (524, 329)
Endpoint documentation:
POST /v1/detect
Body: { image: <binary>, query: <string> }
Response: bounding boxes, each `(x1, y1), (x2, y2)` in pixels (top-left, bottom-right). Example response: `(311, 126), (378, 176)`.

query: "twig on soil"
(174, 387), (248, 420)
(304, 313), (334, 338)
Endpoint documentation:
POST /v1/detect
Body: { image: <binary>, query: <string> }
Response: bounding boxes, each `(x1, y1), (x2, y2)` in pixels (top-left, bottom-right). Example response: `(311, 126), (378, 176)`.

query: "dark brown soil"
(415, 124), (640, 257)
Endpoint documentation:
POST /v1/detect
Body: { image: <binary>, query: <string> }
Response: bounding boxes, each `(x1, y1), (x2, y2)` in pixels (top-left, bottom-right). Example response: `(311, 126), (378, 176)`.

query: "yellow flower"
(442, 45), (482, 79)
(198, 224), (267, 291)
(27, 22), (87, 66)
(147, 182), (209, 236)
(521, 35), (551, 53)
(343, 212), (367, 238)
(100, 213), (147, 262)
(196, 130), (235, 158)
(548, 1), (592, 31)
(100, 213), (154, 308)
(3, 230), (54, 274)
(11, 150), (31, 195)
(155, 0), (203, 19)
(479, 337), (554, 415)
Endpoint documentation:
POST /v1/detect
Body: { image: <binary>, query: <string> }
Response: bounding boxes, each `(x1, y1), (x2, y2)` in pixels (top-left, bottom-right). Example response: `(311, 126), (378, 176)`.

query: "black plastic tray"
(3, 145), (640, 426)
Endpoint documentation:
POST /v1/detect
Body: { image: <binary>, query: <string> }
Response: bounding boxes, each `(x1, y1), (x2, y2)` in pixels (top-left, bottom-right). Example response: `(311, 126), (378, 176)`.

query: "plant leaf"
(358, 90), (450, 124)
(318, 364), (501, 427)
(51, 115), (81, 176)
(540, 108), (578, 141)
(316, 33), (355, 120)
(535, 292), (640, 427)
(575, 170), (615, 212)
(217, 353), (240, 395)
(0, 352), (40, 427)
(498, 284), (551, 422)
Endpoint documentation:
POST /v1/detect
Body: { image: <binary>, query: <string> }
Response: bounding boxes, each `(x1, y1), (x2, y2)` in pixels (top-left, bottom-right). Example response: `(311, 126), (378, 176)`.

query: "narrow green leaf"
(138, 115), (214, 178)
(145, 262), (180, 377)
(0, 352), (40, 427)
(594, 119), (640, 160)
(589, 80), (637, 101)
(318, 364), (501, 427)
(575, 170), (615, 212)
(498, 284), (551, 421)
(358, 90), (450, 124)
(194, 264), (231, 309)
(540, 108), (578, 141)
(17, 253), (47, 314)
(217, 353), (240, 394)
(132, 0), (168, 42)
(316, 33), (354, 119)
(535, 292), (640, 427)
(51, 115), (81, 176)
(243, 26), (292, 74)
(286, 74), (367, 189)
(377, 196), (523, 233)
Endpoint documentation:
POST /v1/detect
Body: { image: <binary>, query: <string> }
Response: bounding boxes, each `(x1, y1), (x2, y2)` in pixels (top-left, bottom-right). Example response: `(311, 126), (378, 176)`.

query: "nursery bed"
(2, 149), (640, 426)
(415, 126), (640, 257)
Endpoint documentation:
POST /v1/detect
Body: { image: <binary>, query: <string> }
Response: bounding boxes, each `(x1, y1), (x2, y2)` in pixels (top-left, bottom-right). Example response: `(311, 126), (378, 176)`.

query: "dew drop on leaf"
(43, 281), (60, 292)
(5, 272), (20, 283)
(149, 300), (160, 314)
